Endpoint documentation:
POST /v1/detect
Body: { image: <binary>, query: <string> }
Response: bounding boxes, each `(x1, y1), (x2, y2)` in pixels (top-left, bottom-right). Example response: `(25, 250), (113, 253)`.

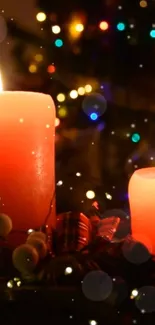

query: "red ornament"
(56, 212), (92, 254)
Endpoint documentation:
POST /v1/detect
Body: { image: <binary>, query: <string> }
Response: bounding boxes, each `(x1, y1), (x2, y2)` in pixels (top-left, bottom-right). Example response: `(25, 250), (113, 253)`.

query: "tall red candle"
(128, 167), (155, 255)
(0, 91), (55, 244)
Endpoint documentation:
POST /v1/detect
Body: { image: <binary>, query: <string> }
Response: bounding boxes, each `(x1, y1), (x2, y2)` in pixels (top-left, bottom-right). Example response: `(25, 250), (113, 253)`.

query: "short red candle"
(0, 92), (55, 243)
(128, 167), (155, 255)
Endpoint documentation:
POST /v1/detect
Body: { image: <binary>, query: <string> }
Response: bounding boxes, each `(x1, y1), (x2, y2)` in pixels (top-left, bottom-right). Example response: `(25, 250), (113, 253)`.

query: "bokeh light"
(29, 64), (37, 73)
(85, 84), (92, 93)
(34, 54), (43, 62)
(82, 93), (107, 117)
(131, 133), (141, 143)
(52, 25), (61, 34)
(77, 87), (85, 96)
(150, 30), (155, 38)
(90, 113), (98, 121)
(69, 90), (78, 99)
(75, 23), (84, 32)
(47, 65), (56, 73)
(86, 190), (96, 199)
(139, 0), (147, 8)
(55, 39), (63, 47)
(117, 22), (125, 31)
(57, 93), (65, 102)
(99, 21), (109, 31)
(36, 12), (46, 22)
(55, 118), (60, 127)
(58, 107), (68, 118)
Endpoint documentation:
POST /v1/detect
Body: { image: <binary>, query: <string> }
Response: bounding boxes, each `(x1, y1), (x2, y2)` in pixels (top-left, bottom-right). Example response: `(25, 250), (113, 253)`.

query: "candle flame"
(0, 72), (3, 92)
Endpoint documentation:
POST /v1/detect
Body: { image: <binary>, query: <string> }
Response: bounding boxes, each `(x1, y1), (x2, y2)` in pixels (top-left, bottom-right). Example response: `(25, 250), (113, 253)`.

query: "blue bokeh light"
(131, 133), (141, 143)
(55, 39), (63, 47)
(90, 113), (98, 121)
(150, 30), (155, 38)
(117, 22), (125, 31)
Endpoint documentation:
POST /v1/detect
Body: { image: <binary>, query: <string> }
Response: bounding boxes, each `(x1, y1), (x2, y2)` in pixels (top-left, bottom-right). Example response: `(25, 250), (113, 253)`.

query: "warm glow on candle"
(0, 73), (3, 92)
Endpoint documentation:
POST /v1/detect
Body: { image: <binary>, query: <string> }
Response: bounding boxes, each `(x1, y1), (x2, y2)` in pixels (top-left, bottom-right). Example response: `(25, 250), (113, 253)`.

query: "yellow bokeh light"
(58, 107), (68, 118)
(52, 25), (61, 34)
(36, 12), (47, 22)
(75, 23), (84, 32)
(77, 87), (85, 96)
(34, 54), (43, 62)
(29, 64), (37, 73)
(86, 190), (96, 199)
(57, 93), (65, 102)
(55, 118), (60, 127)
(139, 0), (147, 7)
(85, 84), (92, 93)
(69, 90), (78, 99)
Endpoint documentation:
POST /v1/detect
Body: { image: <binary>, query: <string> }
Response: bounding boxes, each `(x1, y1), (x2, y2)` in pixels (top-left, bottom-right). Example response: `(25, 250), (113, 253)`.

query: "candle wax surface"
(0, 92), (55, 240)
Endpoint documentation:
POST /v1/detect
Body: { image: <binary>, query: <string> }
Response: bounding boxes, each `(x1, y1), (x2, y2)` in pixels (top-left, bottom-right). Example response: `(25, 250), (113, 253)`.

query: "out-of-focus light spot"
(64, 266), (73, 275)
(131, 124), (136, 128)
(111, 131), (115, 135)
(29, 64), (37, 73)
(86, 190), (95, 199)
(55, 118), (60, 127)
(28, 229), (34, 234)
(105, 192), (112, 200)
(118, 6), (122, 10)
(57, 180), (63, 186)
(17, 281), (21, 287)
(52, 25), (61, 34)
(140, 0), (147, 8)
(99, 21), (109, 31)
(75, 23), (84, 32)
(89, 321), (98, 325)
(128, 159), (132, 163)
(69, 90), (78, 99)
(126, 133), (130, 137)
(47, 65), (56, 74)
(131, 289), (138, 298)
(57, 93), (65, 102)
(58, 107), (68, 118)
(7, 280), (13, 288)
(34, 54), (43, 62)
(76, 172), (81, 177)
(90, 113), (98, 121)
(144, 118), (148, 122)
(55, 39), (63, 47)
(85, 84), (92, 93)
(77, 87), (85, 96)
(129, 24), (134, 29)
(36, 12), (46, 22)
(46, 124), (50, 128)
(150, 30), (155, 38)
(117, 22), (125, 31)
(131, 133), (141, 143)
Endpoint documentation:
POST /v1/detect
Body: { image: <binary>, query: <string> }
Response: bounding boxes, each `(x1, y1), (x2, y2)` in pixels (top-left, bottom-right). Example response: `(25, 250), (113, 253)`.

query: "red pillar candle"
(128, 167), (155, 255)
(0, 91), (55, 245)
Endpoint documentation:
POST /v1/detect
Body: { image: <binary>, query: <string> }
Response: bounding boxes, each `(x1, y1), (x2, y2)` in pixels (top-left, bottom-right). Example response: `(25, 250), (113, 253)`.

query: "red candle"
(0, 91), (55, 245)
(128, 167), (155, 255)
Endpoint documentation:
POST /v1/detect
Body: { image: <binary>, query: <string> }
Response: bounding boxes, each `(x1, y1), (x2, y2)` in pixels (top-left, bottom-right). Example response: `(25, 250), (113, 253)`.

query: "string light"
(139, 0), (147, 8)
(69, 90), (78, 99)
(117, 22), (125, 31)
(55, 39), (63, 47)
(52, 25), (61, 34)
(36, 12), (46, 22)
(34, 54), (43, 62)
(58, 107), (68, 118)
(29, 64), (37, 73)
(85, 84), (92, 93)
(86, 190), (96, 199)
(99, 21), (109, 31)
(75, 23), (84, 32)
(77, 87), (85, 95)
(57, 93), (65, 102)
(47, 65), (56, 73)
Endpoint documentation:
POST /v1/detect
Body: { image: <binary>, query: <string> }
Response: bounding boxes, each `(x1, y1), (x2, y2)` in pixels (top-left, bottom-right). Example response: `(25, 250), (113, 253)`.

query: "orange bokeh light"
(99, 21), (109, 31)
(47, 65), (56, 74)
